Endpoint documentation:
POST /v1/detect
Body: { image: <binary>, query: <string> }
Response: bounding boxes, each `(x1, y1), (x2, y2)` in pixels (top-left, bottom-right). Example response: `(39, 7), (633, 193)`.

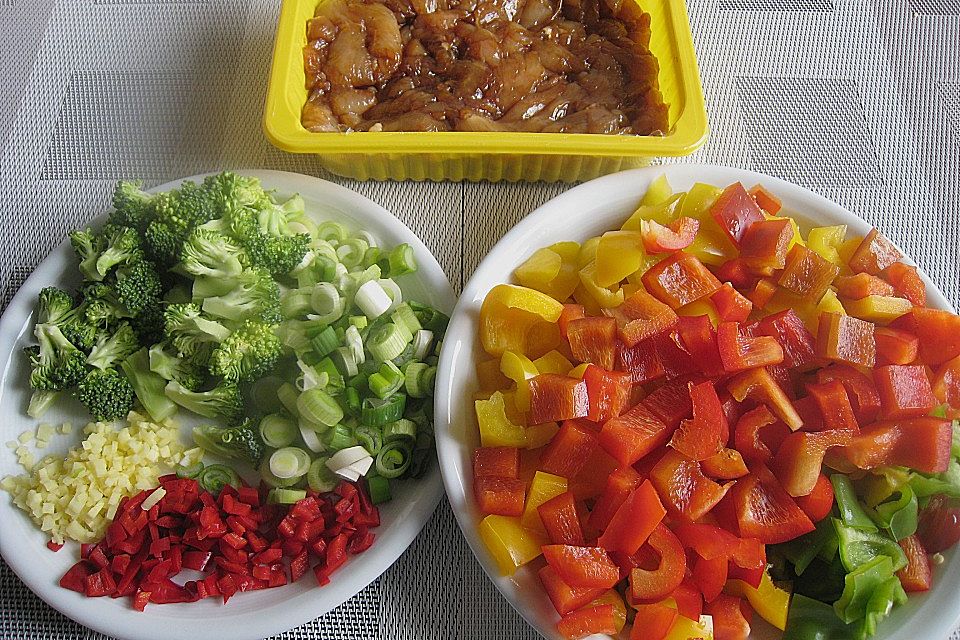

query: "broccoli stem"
(120, 348), (178, 422)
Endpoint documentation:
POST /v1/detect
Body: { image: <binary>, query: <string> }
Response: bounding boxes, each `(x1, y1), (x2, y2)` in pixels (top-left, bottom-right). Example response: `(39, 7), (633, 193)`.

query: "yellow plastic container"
(264, 0), (708, 182)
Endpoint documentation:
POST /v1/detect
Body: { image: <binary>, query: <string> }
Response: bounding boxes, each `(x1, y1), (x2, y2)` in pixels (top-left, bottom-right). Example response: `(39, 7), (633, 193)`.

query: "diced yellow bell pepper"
(596, 231), (647, 288)
(514, 247), (580, 302)
(817, 288), (846, 317)
(520, 471), (568, 532)
(680, 183), (724, 218)
(665, 614), (714, 640)
(578, 262), (625, 309)
(501, 351), (539, 412)
(807, 225), (847, 265)
(590, 590), (627, 633)
(764, 288), (820, 330)
(672, 184), (736, 266)
(841, 295), (912, 324)
(726, 570), (790, 631)
(478, 515), (547, 576)
(678, 298), (720, 327)
(568, 363), (591, 378)
(525, 321), (562, 360)
(573, 284), (605, 317)
(550, 241), (581, 262)
(477, 359), (511, 393)
(640, 174), (673, 206)
(622, 193), (683, 230)
(578, 236), (602, 268)
(525, 421), (559, 449)
(476, 392), (527, 447)
(533, 350), (574, 375)
(839, 236), (862, 266)
(500, 390), (526, 426)
(480, 284), (565, 357)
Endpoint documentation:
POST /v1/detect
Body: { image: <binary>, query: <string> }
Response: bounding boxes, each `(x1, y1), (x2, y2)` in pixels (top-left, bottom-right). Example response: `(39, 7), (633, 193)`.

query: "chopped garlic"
(141, 487), (167, 511)
(18, 431), (32, 445)
(60, 422), (73, 434)
(36, 423), (55, 441)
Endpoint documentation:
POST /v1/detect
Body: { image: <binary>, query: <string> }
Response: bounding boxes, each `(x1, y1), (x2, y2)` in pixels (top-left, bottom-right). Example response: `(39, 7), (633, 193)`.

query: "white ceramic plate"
(0, 170), (456, 640)
(435, 164), (960, 640)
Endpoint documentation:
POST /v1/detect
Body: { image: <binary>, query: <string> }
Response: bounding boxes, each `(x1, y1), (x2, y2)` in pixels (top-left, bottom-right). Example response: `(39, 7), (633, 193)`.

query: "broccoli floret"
(165, 379), (244, 422)
(112, 260), (163, 315)
(192, 420), (265, 466)
(200, 268), (281, 324)
(208, 319), (282, 383)
(203, 172), (269, 217)
(163, 303), (231, 365)
(172, 181), (218, 228)
(69, 228), (106, 282)
(26, 324), (88, 390)
(148, 343), (205, 391)
(143, 183), (219, 265)
(37, 287), (75, 324)
(77, 368), (135, 421)
(244, 233), (311, 278)
(37, 287), (98, 351)
(121, 348), (178, 422)
(110, 180), (155, 230)
(82, 281), (133, 328)
(130, 300), (166, 346)
(177, 227), (245, 280)
(144, 217), (187, 266)
(27, 389), (59, 419)
(93, 226), (143, 279)
(86, 322), (140, 370)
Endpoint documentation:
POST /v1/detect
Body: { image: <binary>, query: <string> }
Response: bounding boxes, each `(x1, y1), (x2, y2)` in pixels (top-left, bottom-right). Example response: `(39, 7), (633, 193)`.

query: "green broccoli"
(27, 389), (59, 419)
(121, 348), (178, 422)
(86, 322), (140, 370)
(77, 368), (135, 421)
(111, 259), (163, 315)
(165, 379), (244, 422)
(200, 267), (281, 324)
(255, 194), (306, 237)
(148, 343), (205, 390)
(143, 182), (219, 265)
(25, 324), (88, 390)
(37, 287), (98, 351)
(129, 300), (166, 346)
(244, 233), (311, 278)
(93, 226), (143, 279)
(192, 420), (265, 466)
(37, 287), (75, 325)
(82, 281), (134, 328)
(163, 303), (231, 365)
(208, 319), (282, 383)
(110, 180), (155, 230)
(203, 172), (269, 217)
(177, 227), (245, 280)
(69, 228), (106, 282)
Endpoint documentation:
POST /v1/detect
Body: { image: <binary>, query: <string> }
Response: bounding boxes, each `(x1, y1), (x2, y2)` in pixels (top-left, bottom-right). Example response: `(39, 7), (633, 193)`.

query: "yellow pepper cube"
(578, 262), (625, 309)
(500, 351), (539, 412)
(640, 174), (673, 207)
(808, 225), (848, 265)
(476, 392), (527, 447)
(477, 358), (512, 394)
(520, 471), (568, 532)
(678, 298), (720, 327)
(664, 614), (714, 640)
(679, 183), (724, 219)
(478, 515), (547, 576)
(480, 284), (564, 357)
(514, 247), (580, 302)
(533, 351), (574, 376)
(841, 295), (912, 324)
(568, 363), (590, 379)
(726, 570), (790, 631)
(595, 231), (647, 288)
(525, 421), (560, 449)
(622, 193), (682, 230)
(577, 236), (602, 268)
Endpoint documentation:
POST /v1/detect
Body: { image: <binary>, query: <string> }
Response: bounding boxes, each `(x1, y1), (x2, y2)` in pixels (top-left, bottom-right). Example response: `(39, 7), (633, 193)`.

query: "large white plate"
(0, 170), (456, 640)
(435, 165), (960, 640)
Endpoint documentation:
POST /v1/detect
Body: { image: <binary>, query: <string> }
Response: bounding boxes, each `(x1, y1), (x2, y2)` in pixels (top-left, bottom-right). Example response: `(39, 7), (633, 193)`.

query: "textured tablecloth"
(1, 0), (959, 638)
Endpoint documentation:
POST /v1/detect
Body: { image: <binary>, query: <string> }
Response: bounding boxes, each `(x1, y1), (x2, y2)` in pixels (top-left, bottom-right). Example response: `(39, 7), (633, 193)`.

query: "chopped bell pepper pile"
(472, 176), (960, 640)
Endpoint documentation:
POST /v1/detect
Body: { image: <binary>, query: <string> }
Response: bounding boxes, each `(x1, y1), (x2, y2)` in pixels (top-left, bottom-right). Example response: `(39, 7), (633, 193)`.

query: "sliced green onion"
(336, 238), (369, 268)
(279, 320), (312, 352)
(325, 424), (357, 451)
(369, 361), (404, 399)
(281, 289), (313, 319)
(367, 475), (392, 504)
(316, 357), (345, 392)
(354, 425), (383, 454)
(268, 488), (307, 504)
(361, 394), (406, 427)
(307, 457), (338, 492)
(326, 446), (371, 472)
(312, 239), (338, 262)
(297, 360), (329, 391)
(296, 265), (319, 289)
(378, 279), (403, 312)
(314, 255), (337, 282)
(375, 441), (413, 479)
(368, 323), (410, 362)
(298, 388), (344, 426)
(391, 303), (422, 334)
(412, 329), (434, 360)
(260, 458), (300, 487)
(349, 315), (368, 330)
(388, 243), (417, 277)
(269, 447), (311, 479)
(363, 246), (383, 269)
(409, 301), (449, 335)
(356, 279), (393, 319)
(176, 461), (204, 479)
(332, 346), (359, 377)
(299, 422), (326, 453)
(198, 464), (240, 494)
(391, 343), (417, 368)
(345, 324), (365, 365)
(405, 362), (430, 398)
(309, 283), (344, 324)
(311, 325), (339, 357)
(344, 387), (362, 416)
(384, 418), (417, 442)
(316, 221), (348, 244)
(278, 382), (301, 417)
(260, 413), (298, 449)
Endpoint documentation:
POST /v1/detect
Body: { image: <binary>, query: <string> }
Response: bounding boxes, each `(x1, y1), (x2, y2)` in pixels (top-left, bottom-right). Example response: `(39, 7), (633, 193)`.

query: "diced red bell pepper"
(739, 218), (793, 271)
(539, 491), (585, 546)
(711, 283), (753, 323)
(673, 523), (765, 571)
(598, 403), (672, 466)
(642, 216), (700, 253)
(705, 594), (752, 640)
(745, 278), (777, 309)
(629, 602), (678, 640)
(588, 467), (644, 532)
(651, 329), (698, 379)
(717, 322), (784, 372)
(917, 495), (960, 553)
(728, 466), (814, 544)
(727, 367), (803, 431)
(875, 327), (920, 365)
(693, 554), (727, 603)
(473, 447), (520, 479)
(881, 262), (926, 306)
(597, 480), (665, 555)
(835, 273), (896, 299)
(839, 417), (952, 474)
(566, 317), (618, 370)
(558, 304), (587, 339)
(804, 379), (859, 433)
(709, 183), (766, 245)
(60, 561), (95, 593)
(556, 604), (618, 640)
(773, 429), (853, 497)
(542, 545), (620, 589)
(779, 245), (841, 300)
(650, 449), (731, 521)
(748, 184), (782, 214)
(528, 374), (590, 425)
(133, 590), (151, 612)
(85, 568), (117, 597)
(541, 419), (599, 478)
(642, 251), (723, 310)
(816, 364), (882, 424)
(669, 381), (727, 461)
(676, 315), (724, 377)
(702, 448), (749, 480)
(817, 312), (876, 368)
(934, 356), (960, 418)
(617, 338), (666, 385)
(794, 473), (835, 523)
(643, 379), (693, 430)
(474, 476), (526, 517)
(716, 258), (759, 290)
(607, 289), (679, 347)
(629, 524), (686, 603)
(874, 364), (937, 419)
(751, 309), (817, 370)
(897, 534), (932, 592)
(849, 228), (902, 276)
(539, 565), (606, 616)
(583, 365), (632, 423)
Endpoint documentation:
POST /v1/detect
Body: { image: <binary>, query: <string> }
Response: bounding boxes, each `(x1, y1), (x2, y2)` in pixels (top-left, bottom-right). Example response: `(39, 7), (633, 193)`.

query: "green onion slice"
(375, 440), (413, 479)
(269, 447), (311, 479)
(361, 394), (406, 427)
(259, 413), (298, 449)
(198, 464), (240, 494)
(307, 457), (338, 493)
(297, 387), (344, 426)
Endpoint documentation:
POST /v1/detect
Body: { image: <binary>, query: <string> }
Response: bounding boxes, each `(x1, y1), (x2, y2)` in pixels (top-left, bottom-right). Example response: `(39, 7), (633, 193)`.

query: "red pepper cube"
(473, 476), (526, 517)
(589, 468), (645, 534)
(874, 365), (938, 419)
(538, 491), (585, 546)
(642, 252), (722, 310)
(739, 218), (793, 271)
(59, 561), (95, 593)
(817, 312), (876, 368)
(751, 309), (817, 370)
(527, 374), (590, 425)
(728, 467), (814, 544)
(598, 404), (672, 467)
(641, 216), (699, 253)
(875, 327), (919, 365)
(649, 450), (730, 522)
(842, 417), (951, 474)
(675, 315), (724, 378)
(669, 381), (728, 461)
(749, 184), (783, 214)
(849, 228), (902, 276)
(556, 604), (619, 639)
(290, 551), (310, 582)
(835, 273), (896, 299)
(597, 480), (665, 555)
(711, 283), (752, 323)
(717, 322), (784, 373)
(541, 419), (599, 478)
(603, 289), (678, 347)
(133, 590), (151, 612)
(617, 338), (666, 385)
(709, 182), (766, 245)
(473, 447), (521, 480)
(237, 486), (261, 506)
(715, 258), (759, 290)
(745, 278), (777, 309)
(348, 529), (376, 554)
(539, 565), (606, 616)
(642, 379), (692, 430)
(84, 568), (118, 597)
(542, 545), (620, 589)
(897, 307), (960, 366)
(558, 304), (587, 338)
(566, 316), (618, 369)
(222, 532), (247, 550)
(727, 366), (802, 432)
(805, 379), (860, 433)
(881, 262), (926, 306)
(778, 245), (840, 300)
(583, 365), (632, 423)
(773, 429), (853, 497)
